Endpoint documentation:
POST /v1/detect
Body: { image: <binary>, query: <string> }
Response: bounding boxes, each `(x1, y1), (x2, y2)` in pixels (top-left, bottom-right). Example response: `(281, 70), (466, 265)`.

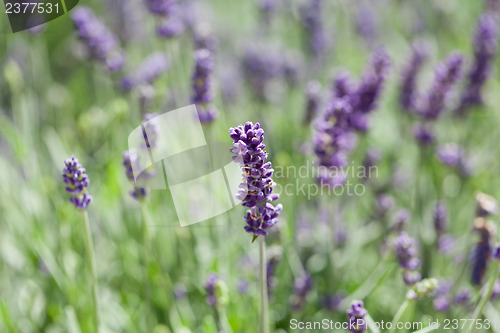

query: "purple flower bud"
(322, 293), (344, 311)
(454, 288), (473, 308)
(437, 143), (463, 167)
(123, 149), (147, 201)
(395, 232), (421, 284)
(471, 218), (496, 285)
(303, 80), (323, 125)
(433, 296), (450, 312)
(62, 156), (93, 210)
(204, 273), (219, 306)
(230, 122), (281, 237)
(376, 194), (395, 218)
(494, 244), (500, 260)
(392, 209), (411, 233)
(299, 0), (329, 59)
(291, 273), (313, 311)
(456, 13), (499, 115)
(433, 201), (448, 235)
(346, 300), (367, 333)
(71, 7), (126, 72)
(355, 7), (378, 45)
(413, 123), (435, 146)
(400, 40), (428, 111)
(120, 52), (169, 91)
(191, 49), (218, 123)
(418, 52), (464, 119)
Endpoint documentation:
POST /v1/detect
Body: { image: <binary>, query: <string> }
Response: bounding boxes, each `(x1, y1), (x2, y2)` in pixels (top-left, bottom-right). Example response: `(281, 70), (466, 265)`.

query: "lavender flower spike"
(471, 218), (496, 285)
(191, 49), (218, 123)
(123, 149), (147, 201)
(419, 52), (464, 119)
(400, 40), (428, 112)
(71, 6), (125, 72)
(229, 122), (282, 237)
(346, 300), (367, 333)
(433, 201), (448, 235)
(121, 52), (170, 92)
(394, 232), (422, 285)
(62, 156), (92, 210)
(456, 13), (499, 116)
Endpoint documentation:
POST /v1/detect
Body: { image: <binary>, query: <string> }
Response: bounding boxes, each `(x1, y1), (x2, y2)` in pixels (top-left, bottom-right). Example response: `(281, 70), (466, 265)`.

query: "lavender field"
(1, 0), (500, 332)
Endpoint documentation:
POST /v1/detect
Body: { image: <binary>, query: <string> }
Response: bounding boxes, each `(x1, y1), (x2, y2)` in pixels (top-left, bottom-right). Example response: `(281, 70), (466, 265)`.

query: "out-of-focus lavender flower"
(322, 293), (344, 311)
(291, 273), (313, 311)
(144, 0), (185, 38)
(303, 80), (323, 125)
(257, 0), (280, 27)
(494, 244), (500, 260)
(266, 245), (282, 297)
(399, 40), (428, 112)
(476, 192), (499, 217)
(395, 232), (421, 285)
(489, 0), (500, 11)
(456, 13), (499, 116)
(406, 278), (438, 300)
(191, 49), (218, 123)
(299, 0), (329, 60)
(454, 289), (473, 308)
(191, 22), (218, 52)
(355, 7), (378, 46)
(433, 201), (448, 235)
(333, 69), (357, 99)
(71, 6), (126, 72)
(230, 122), (282, 237)
(120, 52), (169, 91)
(418, 52), (464, 119)
(204, 273), (219, 306)
(437, 143), (463, 167)
(123, 149), (147, 201)
(144, 0), (178, 16)
(412, 123), (435, 146)
(433, 279), (452, 311)
(491, 279), (500, 301)
(471, 217), (496, 285)
(391, 209), (411, 233)
(433, 296), (450, 312)
(313, 98), (357, 187)
(157, 16), (185, 38)
(241, 43), (282, 101)
(62, 156), (93, 210)
(376, 194), (395, 218)
(346, 300), (367, 333)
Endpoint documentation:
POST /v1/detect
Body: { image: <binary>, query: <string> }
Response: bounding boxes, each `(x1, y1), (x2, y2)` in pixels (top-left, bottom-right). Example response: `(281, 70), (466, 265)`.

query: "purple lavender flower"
(399, 40), (428, 112)
(191, 49), (218, 123)
(412, 123), (435, 146)
(71, 7), (126, 72)
(454, 288), (473, 308)
(229, 122), (282, 237)
(403, 270), (422, 286)
(418, 52), (464, 119)
(120, 52), (170, 91)
(204, 273), (219, 306)
(144, 0), (185, 38)
(322, 293), (344, 311)
(437, 143), (463, 167)
(395, 232), (421, 285)
(456, 13), (499, 115)
(258, 0), (280, 27)
(303, 80), (323, 125)
(433, 201), (448, 235)
(471, 218), (496, 285)
(433, 296), (450, 312)
(392, 209), (411, 233)
(494, 244), (500, 260)
(144, 0), (178, 16)
(62, 156), (93, 210)
(375, 194), (395, 218)
(123, 149), (147, 201)
(191, 23), (218, 52)
(313, 98), (357, 186)
(299, 0), (329, 59)
(157, 16), (185, 38)
(355, 7), (378, 46)
(346, 300), (367, 333)
(291, 273), (313, 311)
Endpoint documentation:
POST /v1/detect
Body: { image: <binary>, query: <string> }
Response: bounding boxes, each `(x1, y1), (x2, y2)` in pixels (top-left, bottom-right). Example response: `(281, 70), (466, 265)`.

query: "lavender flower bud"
(395, 232), (421, 285)
(303, 80), (323, 125)
(346, 300), (367, 333)
(433, 296), (450, 312)
(291, 273), (313, 311)
(123, 149), (147, 201)
(418, 52), (464, 119)
(471, 218), (496, 285)
(476, 192), (499, 217)
(433, 201), (448, 235)
(62, 156), (93, 210)
(437, 143), (463, 167)
(412, 123), (435, 146)
(204, 273), (219, 306)
(333, 69), (357, 99)
(229, 122), (282, 237)
(400, 40), (428, 112)
(191, 22), (218, 52)
(456, 13), (499, 115)
(406, 278), (438, 300)
(191, 49), (218, 123)
(299, 0), (328, 59)
(403, 270), (422, 286)
(322, 293), (344, 311)
(71, 7), (126, 72)
(120, 52), (170, 91)
(392, 209), (411, 233)
(355, 7), (378, 46)
(454, 288), (473, 308)
(376, 194), (395, 218)
(257, 0), (280, 27)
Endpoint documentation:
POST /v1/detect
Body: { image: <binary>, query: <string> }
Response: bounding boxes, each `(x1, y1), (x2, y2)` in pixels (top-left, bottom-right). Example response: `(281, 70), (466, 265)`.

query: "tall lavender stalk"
(62, 156), (99, 332)
(456, 13), (499, 116)
(191, 49), (218, 123)
(230, 122), (281, 333)
(399, 41), (428, 112)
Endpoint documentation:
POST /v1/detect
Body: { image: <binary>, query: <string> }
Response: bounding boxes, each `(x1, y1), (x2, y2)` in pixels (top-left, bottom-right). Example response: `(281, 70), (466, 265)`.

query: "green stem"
(259, 236), (270, 333)
(80, 210), (99, 333)
(465, 261), (500, 333)
(390, 300), (411, 333)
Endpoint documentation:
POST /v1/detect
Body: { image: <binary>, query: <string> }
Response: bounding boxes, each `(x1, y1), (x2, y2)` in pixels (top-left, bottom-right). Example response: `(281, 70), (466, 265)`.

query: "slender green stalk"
(465, 261), (500, 333)
(390, 300), (411, 333)
(80, 210), (99, 333)
(259, 236), (270, 333)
